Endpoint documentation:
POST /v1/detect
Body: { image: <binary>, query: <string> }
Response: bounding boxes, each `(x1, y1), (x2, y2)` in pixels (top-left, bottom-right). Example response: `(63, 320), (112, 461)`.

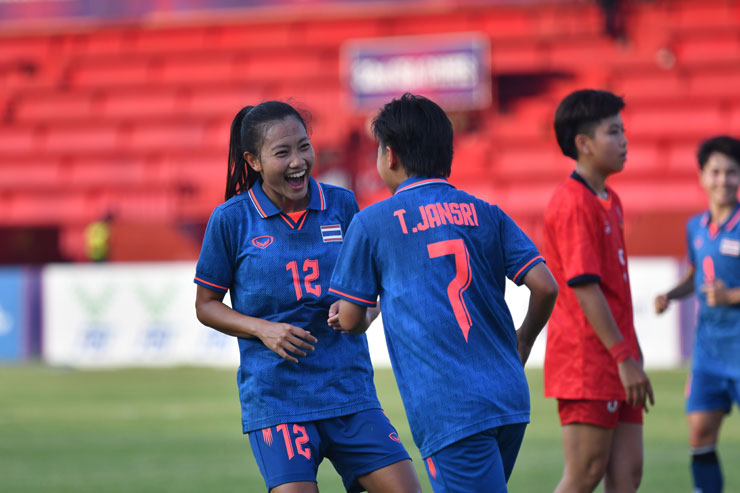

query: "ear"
(244, 151), (261, 172)
(574, 133), (591, 156)
(384, 145), (401, 170)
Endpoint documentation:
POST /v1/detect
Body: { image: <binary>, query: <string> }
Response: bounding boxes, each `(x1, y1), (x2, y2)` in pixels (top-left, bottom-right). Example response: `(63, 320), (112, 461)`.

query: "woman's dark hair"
(554, 89), (625, 160)
(225, 101), (308, 200)
(697, 135), (740, 170)
(371, 92), (453, 178)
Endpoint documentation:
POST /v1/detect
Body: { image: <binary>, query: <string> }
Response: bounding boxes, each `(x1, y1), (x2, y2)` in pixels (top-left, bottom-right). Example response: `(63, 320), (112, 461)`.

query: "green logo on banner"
(134, 282), (177, 321)
(74, 283), (116, 321)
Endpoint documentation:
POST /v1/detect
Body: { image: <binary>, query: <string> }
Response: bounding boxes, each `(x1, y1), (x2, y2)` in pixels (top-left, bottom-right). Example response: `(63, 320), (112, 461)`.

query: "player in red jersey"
(544, 89), (654, 493)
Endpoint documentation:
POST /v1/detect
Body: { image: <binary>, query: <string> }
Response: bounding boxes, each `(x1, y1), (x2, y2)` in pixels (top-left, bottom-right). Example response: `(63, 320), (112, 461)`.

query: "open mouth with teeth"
(286, 170), (307, 189)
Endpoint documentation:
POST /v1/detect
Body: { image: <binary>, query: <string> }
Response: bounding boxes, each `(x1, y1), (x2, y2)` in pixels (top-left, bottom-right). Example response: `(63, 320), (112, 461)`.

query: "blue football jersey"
(329, 176), (544, 457)
(686, 205), (740, 378)
(195, 177), (381, 433)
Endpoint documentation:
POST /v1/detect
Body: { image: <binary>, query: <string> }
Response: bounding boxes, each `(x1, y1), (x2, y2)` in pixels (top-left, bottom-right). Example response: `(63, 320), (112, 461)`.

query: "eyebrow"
(270, 137), (310, 152)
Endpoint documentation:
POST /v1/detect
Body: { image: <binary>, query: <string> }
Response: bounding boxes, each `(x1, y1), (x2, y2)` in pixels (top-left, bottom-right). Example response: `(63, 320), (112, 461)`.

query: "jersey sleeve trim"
(194, 276), (229, 292)
(328, 287), (377, 307)
(566, 273), (601, 287)
(512, 255), (545, 284)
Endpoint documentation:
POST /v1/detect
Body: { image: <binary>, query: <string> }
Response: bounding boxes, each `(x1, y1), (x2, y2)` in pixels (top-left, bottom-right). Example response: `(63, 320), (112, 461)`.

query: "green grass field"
(1, 366), (738, 492)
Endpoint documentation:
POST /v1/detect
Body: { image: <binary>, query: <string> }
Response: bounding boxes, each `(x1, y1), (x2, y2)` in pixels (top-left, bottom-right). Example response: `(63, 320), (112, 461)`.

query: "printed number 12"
(276, 423), (311, 460)
(286, 260), (321, 300)
(427, 239), (473, 341)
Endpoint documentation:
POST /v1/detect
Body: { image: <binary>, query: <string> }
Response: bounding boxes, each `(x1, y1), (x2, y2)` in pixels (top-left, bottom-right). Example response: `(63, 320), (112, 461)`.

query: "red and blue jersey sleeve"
(194, 205), (234, 293)
(497, 207), (544, 285)
(329, 216), (379, 307)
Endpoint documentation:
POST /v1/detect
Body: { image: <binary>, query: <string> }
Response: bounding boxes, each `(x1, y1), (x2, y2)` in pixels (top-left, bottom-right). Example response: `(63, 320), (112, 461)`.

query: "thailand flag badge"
(320, 224), (343, 243)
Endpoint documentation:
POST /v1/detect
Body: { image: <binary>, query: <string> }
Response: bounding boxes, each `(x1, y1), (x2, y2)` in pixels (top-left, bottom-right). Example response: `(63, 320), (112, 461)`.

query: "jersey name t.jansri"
(330, 176), (543, 457)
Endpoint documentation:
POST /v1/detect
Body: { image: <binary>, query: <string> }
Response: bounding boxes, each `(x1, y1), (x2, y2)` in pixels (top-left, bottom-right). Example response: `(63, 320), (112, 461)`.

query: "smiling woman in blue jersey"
(194, 101), (420, 493)
(655, 135), (740, 493)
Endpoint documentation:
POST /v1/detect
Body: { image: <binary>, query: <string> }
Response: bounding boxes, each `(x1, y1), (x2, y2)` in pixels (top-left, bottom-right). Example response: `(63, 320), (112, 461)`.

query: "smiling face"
(244, 115), (314, 212)
(579, 113), (628, 176)
(700, 151), (740, 209)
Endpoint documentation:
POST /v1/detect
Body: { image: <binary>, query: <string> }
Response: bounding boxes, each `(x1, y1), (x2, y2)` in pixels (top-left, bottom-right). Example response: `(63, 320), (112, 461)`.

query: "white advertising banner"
(42, 262), (239, 368)
(42, 258), (684, 369)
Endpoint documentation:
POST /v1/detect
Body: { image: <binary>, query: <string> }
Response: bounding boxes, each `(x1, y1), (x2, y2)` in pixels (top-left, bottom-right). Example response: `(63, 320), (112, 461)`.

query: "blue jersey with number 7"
(329, 176), (544, 457)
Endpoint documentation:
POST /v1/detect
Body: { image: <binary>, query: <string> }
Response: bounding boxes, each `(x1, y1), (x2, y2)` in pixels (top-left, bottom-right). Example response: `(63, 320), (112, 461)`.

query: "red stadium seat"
(14, 92), (98, 123)
(42, 123), (120, 153)
(0, 126), (38, 153)
(68, 58), (154, 89)
(125, 121), (206, 152)
(156, 54), (236, 85)
(99, 89), (181, 119)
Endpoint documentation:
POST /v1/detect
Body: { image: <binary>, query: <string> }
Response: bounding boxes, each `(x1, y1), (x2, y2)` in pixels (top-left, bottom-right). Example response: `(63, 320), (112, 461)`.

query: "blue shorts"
(248, 408), (411, 492)
(686, 370), (740, 414)
(423, 423), (527, 493)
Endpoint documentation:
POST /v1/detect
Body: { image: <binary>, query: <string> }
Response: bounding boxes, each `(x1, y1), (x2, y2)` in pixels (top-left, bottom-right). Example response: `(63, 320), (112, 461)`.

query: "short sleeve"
(329, 215), (379, 307)
(498, 208), (545, 285)
(194, 207), (234, 293)
(554, 196), (602, 287)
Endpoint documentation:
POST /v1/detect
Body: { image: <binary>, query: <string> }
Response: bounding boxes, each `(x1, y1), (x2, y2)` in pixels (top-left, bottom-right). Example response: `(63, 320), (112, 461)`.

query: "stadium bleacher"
(1, 0), (739, 260)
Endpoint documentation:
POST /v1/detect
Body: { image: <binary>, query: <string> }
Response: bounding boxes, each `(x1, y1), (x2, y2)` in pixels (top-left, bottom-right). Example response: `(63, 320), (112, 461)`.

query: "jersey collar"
(570, 171), (612, 208)
(394, 176), (453, 195)
(247, 177), (326, 218)
(700, 202), (740, 234)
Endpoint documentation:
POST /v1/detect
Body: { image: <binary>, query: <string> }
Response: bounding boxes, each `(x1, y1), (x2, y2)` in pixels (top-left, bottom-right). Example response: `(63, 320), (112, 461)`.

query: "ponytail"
(225, 106), (260, 200)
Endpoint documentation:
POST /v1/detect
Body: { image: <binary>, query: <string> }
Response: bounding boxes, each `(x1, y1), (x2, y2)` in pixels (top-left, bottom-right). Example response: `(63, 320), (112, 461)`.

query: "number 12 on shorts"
(261, 424), (311, 460)
(427, 238), (472, 341)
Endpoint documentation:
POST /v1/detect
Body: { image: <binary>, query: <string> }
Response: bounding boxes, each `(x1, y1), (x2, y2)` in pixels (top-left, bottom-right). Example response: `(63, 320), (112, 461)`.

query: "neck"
(387, 172), (411, 195)
(709, 201), (738, 225)
(575, 164), (608, 197)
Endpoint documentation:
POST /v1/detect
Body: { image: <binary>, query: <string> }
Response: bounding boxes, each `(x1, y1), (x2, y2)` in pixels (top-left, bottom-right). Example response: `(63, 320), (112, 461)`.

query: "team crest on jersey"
(320, 224), (343, 243)
(606, 400), (619, 413)
(252, 235), (274, 249)
(605, 221), (611, 235)
(720, 238), (740, 257)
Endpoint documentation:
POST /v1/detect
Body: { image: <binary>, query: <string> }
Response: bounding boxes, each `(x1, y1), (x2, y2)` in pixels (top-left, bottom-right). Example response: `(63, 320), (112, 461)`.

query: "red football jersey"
(543, 173), (638, 400)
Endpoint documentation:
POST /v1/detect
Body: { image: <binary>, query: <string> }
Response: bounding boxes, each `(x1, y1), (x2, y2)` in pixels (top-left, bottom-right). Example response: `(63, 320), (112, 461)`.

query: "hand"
(654, 294), (669, 314)
(255, 320), (318, 363)
(516, 329), (533, 366)
(327, 301), (346, 331)
(701, 280), (728, 306)
(617, 358), (655, 412)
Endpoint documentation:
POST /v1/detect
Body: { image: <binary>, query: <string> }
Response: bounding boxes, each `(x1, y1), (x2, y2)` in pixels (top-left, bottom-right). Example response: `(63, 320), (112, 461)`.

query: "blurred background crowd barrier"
(1, 0), (738, 367)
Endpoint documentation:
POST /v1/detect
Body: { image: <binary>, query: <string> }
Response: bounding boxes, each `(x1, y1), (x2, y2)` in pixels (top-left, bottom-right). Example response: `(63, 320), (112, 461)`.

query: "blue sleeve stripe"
(194, 276), (228, 292)
(328, 288), (377, 306)
(512, 255), (544, 284)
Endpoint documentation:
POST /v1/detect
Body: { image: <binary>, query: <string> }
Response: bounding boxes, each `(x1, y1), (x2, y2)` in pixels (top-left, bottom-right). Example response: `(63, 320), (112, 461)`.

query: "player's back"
(341, 176), (543, 455)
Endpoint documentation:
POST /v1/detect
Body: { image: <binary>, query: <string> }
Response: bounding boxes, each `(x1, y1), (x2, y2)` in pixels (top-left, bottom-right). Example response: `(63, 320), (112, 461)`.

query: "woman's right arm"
(195, 285), (318, 363)
(654, 265), (695, 314)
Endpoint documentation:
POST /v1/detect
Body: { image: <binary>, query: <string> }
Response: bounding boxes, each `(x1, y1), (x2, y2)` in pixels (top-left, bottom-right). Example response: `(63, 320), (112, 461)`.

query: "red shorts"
(557, 399), (643, 428)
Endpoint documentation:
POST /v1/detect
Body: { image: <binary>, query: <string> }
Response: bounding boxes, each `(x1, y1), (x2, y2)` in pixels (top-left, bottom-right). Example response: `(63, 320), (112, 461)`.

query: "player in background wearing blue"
(194, 101), (421, 493)
(328, 93), (559, 492)
(654, 136), (740, 493)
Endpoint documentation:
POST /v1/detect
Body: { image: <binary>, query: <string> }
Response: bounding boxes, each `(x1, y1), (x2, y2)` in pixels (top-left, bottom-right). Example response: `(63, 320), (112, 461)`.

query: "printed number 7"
(427, 239), (472, 342)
